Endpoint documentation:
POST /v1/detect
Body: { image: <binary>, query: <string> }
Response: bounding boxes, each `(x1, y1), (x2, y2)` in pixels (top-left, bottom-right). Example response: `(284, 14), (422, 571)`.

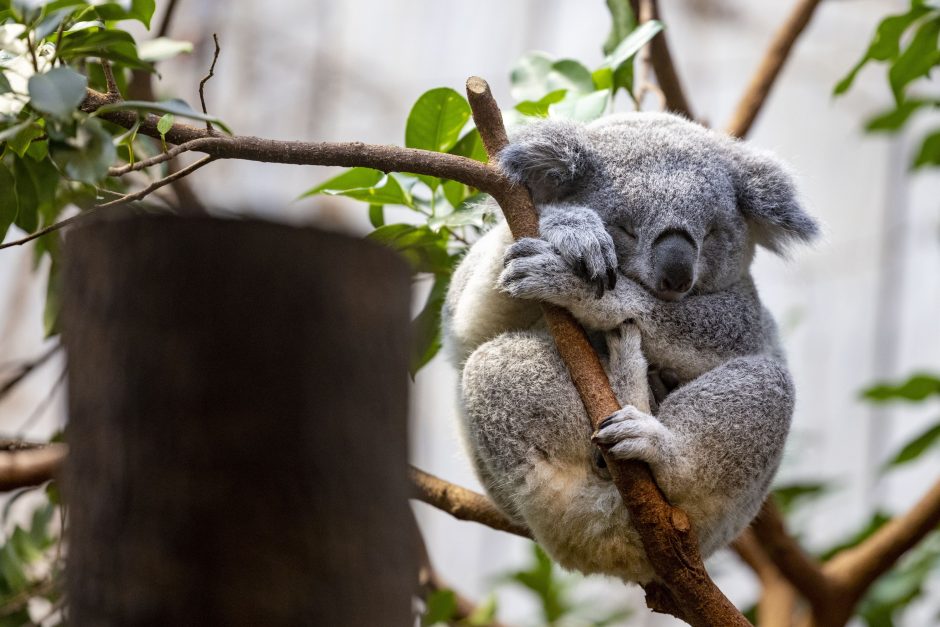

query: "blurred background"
(1, 0), (938, 624)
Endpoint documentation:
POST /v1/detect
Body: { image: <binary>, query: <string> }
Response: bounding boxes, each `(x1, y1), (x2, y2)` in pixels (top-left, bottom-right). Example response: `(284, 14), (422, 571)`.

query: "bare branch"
(199, 33), (221, 133)
(0, 443), (66, 492)
(725, 0), (824, 137)
(100, 59), (120, 99)
(827, 478), (940, 597)
(108, 138), (218, 176)
(156, 0), (181, 38)
(0, 344), (60, 401)
(466, 75), (749, 627)
(409, 466), (531, 538)
(732, 530), (798, 627)
(647, 0), (694, 118)
(750, 500), (832, 609)
(0, 156), (216, 250)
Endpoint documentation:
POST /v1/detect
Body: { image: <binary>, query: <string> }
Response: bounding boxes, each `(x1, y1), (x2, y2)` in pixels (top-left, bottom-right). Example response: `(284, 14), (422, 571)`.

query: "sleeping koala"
(442, 113), (818, 583)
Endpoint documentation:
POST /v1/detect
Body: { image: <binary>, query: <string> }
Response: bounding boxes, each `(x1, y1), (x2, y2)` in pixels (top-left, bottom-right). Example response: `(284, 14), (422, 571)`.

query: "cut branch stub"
(465, 76), (749, 627)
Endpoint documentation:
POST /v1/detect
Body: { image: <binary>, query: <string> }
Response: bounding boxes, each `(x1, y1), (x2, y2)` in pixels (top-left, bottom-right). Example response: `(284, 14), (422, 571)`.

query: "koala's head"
(499, 113), (819, 299)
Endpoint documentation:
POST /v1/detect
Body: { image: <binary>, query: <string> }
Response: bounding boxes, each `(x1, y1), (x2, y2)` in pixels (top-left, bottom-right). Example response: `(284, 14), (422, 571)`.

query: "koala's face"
(499, 113), (819, 298)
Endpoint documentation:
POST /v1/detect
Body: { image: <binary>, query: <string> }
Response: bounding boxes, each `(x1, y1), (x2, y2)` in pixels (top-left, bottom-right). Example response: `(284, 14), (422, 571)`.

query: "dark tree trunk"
(61, 215), (415, 626)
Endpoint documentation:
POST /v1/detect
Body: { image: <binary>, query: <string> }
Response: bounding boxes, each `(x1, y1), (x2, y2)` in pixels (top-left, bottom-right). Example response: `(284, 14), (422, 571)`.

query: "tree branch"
(0, 156), (216, 250)
(0, 443), (66, 491)
(750, 500), (832, 609)
(409, 466), (531, 539)
(199, 33), (221, 132)
(640, 0), (694, 118)
(732, 530), (797, 627)
(725, 0), (824, 137)
(827, 477), (940, 597)
(466, 75), (748, 627)
(0, 344), (60, 401)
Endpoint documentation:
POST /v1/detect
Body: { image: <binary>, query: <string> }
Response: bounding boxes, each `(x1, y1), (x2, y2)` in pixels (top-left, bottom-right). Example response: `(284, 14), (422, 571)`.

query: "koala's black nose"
(652, 230), (697, 298)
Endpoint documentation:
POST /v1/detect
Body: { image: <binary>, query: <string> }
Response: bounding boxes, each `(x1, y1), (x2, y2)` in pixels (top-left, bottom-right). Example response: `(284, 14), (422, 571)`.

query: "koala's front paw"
(591, 406), (674, 468)
(498, 238), (570, 302)
(540, 210), (617, 297)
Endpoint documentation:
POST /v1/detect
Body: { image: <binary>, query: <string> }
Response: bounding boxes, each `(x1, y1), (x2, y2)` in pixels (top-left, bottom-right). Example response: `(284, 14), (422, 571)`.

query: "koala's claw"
(591, 405), (673, 466)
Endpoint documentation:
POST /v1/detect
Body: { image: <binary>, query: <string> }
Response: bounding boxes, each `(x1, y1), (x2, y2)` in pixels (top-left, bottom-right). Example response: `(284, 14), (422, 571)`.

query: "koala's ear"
(497, 119), (596, 203)
(730, 144), (820, 255)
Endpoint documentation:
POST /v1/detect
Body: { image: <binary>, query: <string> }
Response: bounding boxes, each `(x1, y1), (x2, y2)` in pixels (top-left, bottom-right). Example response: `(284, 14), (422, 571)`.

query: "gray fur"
(442, 112), (816, 583)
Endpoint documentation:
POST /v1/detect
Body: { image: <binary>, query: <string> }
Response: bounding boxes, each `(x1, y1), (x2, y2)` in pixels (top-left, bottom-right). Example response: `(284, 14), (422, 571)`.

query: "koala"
(442, 112), (819, 583)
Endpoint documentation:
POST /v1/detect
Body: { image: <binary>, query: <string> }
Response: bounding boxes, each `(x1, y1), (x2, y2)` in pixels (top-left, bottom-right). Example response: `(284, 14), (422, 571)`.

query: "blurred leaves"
(862, 373), (940, 403)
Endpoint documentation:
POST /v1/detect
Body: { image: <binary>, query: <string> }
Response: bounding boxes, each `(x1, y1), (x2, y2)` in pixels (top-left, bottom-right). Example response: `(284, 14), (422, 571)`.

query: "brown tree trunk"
(61, 215), (415, 626)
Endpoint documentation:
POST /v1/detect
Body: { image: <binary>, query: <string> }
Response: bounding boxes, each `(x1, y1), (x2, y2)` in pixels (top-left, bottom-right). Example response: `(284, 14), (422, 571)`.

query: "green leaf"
(464, 595), (498, 626)
(300, 167), (384, 198)
(27, 66), (88, 119)
(423, 589), (458, 626)
(322, 173), (412, 207)
(157, 112), (174, 143)
(834, 5), (932, 95)
(92, 0), (156, 27)
(368, 204), (384, 228)
(50, 117), (117, 185)
(883, 422), (940, 469)
(603, 0), (637, 56)
(862, 373), (940, 402)
(509, 52), (594, 101)
(94, 99), (232, 135)
(405, 87), (471, 154)
(865, 100), (935, 131)
(57, 27), (151, 70)
(604, 20), (664, 69)
(0, 162), (16, 241)
(772, 481), (829, 514)
(410, 275), (449, 376)
(12, 158), (38, 233)
(138, 37), (193, 62)
(0, 73), (11, 95)
(441, 178), (468, 208)
(429, 194), (488, 231)
(515, 89), (567, 117)
(0, 541), (28, 591)
(367, 224), (455, 275)
(449, 128), (488, 163)
(913, 129), (940, 168)
(548, 89), (610, 122)
(5, 120), (43, 157)
(888, 15), (940, 102)
(858, 532), (940, 627)
(504, 545), (566, 623)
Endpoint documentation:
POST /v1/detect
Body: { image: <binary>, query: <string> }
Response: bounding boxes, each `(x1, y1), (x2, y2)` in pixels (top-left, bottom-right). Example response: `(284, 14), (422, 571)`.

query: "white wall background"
(1, 1), (938, 625)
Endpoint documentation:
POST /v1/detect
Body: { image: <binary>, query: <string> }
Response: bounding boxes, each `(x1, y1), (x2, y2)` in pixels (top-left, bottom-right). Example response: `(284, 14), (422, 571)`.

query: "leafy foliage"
(836, 0), (940, 168)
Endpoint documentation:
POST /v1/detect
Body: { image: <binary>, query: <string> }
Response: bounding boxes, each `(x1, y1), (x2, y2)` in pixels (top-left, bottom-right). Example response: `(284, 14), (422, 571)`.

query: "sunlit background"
(1, 1), (938, 625)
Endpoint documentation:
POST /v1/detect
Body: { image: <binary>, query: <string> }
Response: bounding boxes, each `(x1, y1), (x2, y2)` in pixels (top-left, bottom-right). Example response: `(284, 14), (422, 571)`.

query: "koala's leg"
(443, 222), (541, 364)
(597, 355), (794, 557)
(459, 329), (654, 582)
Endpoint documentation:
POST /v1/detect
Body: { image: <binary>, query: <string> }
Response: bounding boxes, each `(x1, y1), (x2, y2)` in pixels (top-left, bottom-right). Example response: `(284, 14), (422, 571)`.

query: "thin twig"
(409, 466), (531, 538)
(0, 156), (216, 250)
(15, 366), (67, 436)
(0, 344), (60, 401)
(199, 34), (221, 133)
(725, 0), (824, 137)
(108, 137), (217, 176)
(101, 59), (120, 99)
(156, 0), (181, 38)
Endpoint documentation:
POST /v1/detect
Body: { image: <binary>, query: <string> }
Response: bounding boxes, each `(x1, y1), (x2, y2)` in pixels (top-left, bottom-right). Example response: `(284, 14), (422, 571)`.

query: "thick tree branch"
(732, 530), (797, 627)
(827, 478), (940, 597)
(751, 500), (832, 609)
(409, 466), (531, 538)
(725, 0), (824, 137)
(0, 443), (66, 491)
(466, 76), (748, 627)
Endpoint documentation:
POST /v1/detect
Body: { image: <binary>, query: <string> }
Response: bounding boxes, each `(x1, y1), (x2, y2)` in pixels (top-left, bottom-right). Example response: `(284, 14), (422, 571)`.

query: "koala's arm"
(442, 221), (541, 364)
(500, 238), (769, 378)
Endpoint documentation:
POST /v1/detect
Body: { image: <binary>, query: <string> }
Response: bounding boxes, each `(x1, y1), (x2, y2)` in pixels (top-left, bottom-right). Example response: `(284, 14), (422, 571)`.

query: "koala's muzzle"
(651, 230), (697, 299)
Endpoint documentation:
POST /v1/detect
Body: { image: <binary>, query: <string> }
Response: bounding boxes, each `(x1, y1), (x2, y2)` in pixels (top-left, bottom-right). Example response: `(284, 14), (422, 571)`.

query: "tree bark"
(61, 215), (415, 626)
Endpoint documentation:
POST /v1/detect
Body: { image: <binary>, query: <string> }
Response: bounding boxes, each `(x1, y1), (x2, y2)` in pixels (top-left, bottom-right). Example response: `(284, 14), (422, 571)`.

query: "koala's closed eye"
(616, 224), (637, 238)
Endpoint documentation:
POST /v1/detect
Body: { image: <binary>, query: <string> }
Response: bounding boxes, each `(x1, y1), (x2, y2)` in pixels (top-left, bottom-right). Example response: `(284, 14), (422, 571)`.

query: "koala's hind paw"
(592, 406), (674, 467)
